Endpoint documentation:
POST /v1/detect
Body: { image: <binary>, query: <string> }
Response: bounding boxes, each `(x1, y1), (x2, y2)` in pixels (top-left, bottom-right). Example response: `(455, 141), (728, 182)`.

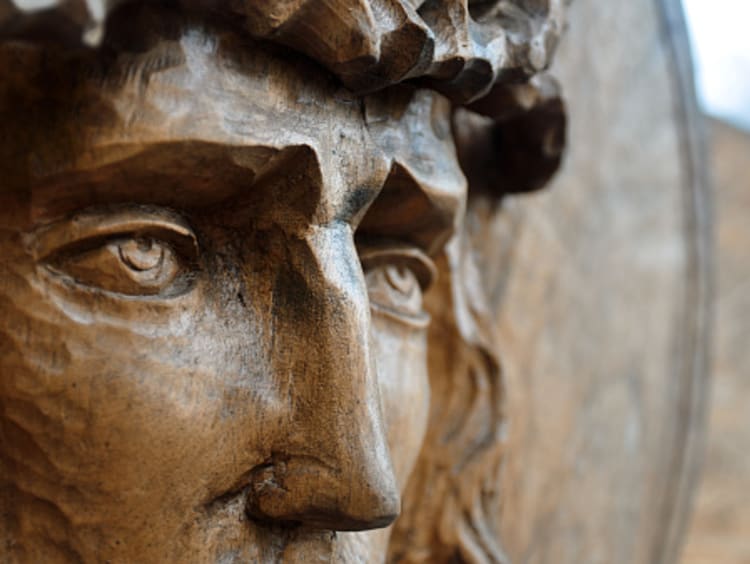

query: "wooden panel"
(464, 0), (711, 561)
(682, 120), (750, 564)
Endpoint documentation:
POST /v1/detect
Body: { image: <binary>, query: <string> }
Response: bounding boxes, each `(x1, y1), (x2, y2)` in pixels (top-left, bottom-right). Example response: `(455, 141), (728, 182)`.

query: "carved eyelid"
(27, 208), (198, 261)
(358, 244), (437, 290)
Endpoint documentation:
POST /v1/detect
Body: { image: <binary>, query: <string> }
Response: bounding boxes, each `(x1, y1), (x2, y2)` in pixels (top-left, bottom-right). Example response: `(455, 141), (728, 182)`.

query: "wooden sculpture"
(0, 1), (710, 563)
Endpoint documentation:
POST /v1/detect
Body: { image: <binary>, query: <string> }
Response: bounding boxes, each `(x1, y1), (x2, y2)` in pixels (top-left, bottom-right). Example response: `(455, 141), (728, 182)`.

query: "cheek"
(371, 313), (430, 489)
(0, 251), (275, 525)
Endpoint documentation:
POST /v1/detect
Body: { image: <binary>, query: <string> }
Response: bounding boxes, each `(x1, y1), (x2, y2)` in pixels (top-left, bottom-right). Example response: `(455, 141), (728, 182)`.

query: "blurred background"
(681, 0), (749, 562)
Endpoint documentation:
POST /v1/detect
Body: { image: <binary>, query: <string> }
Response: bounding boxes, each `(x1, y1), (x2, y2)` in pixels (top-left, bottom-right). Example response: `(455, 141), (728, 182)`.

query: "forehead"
(0, 17), (466, 247)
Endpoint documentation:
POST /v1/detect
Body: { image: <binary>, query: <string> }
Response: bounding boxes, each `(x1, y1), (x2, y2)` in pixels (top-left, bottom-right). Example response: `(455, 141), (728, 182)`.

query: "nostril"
(245, 459), (294, 525)
(248, 460), (289, 500)
(243, 455), (400, 532)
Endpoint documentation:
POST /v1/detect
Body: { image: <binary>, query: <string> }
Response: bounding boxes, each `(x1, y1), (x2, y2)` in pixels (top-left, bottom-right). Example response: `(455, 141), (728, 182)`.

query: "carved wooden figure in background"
(0, 1), (567, 562)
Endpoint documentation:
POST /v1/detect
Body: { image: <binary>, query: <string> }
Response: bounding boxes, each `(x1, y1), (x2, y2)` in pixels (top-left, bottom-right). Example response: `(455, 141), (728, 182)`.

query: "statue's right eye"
(47, 236), (185, 296)
(30, 207), (199, 298)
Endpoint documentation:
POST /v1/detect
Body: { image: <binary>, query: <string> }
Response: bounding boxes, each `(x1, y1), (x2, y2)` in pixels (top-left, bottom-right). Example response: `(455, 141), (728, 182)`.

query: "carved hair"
(1, 0), (566, 102)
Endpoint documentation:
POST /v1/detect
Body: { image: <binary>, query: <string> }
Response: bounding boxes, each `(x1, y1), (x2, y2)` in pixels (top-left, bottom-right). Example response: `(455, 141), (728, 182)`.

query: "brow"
(27, 141), (382, 230)
(26, 141), (257, 216)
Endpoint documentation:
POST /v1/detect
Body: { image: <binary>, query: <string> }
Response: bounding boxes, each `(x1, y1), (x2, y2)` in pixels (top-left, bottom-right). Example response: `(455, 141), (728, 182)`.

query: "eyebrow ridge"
(28, 206), (197, 261)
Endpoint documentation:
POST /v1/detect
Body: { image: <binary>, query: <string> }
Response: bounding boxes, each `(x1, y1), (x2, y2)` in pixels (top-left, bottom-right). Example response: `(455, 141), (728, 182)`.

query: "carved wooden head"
(0, 2), (566, 562)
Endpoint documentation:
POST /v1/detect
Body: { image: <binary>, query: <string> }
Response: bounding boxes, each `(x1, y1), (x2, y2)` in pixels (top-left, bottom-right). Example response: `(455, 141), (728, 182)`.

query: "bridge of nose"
(246, 222), (400, 531)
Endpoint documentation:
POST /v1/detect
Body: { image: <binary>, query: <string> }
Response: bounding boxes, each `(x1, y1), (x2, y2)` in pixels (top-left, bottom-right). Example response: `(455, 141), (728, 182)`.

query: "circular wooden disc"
(480, 1), (711, 561)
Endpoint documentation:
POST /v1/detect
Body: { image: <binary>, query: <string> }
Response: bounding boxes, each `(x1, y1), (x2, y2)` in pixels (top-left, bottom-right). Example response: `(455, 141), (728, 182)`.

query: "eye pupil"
(119, 238), (164, 272)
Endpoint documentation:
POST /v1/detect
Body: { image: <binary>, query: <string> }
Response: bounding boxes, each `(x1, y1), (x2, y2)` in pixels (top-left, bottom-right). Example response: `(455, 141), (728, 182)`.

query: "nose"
(245, 223), (400, 531)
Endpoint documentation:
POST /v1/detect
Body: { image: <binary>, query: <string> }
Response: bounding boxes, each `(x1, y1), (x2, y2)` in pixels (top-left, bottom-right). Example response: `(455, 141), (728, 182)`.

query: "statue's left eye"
(31, 208), (199, 298)
(359, 244), (436, 328)
(365, 264), (425, 320)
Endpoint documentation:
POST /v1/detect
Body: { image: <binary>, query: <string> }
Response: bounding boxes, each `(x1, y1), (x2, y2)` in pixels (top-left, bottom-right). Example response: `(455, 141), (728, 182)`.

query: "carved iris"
(360, 245), (436, 327)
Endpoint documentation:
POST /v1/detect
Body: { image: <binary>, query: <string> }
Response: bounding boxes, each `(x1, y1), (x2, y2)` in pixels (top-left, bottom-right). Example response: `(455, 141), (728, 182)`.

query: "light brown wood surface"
(0, 1), (711, 563)
(681, 120), (750, 564)
(462, 0), (711, 562)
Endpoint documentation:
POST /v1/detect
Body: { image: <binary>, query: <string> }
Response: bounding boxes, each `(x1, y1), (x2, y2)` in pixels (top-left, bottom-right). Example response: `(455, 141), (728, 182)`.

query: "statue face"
(0, 22), (464, 563)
